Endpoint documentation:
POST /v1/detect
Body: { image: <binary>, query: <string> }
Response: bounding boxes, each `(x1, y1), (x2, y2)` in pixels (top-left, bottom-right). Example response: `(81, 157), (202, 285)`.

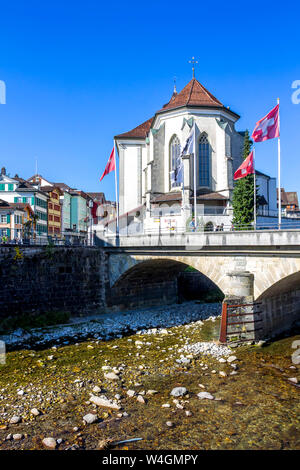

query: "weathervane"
(189, 56), (198, 78)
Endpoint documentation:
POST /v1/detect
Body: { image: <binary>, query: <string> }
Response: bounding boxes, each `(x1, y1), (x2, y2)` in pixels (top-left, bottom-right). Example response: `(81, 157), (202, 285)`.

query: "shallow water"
(0, 315), (299, 450)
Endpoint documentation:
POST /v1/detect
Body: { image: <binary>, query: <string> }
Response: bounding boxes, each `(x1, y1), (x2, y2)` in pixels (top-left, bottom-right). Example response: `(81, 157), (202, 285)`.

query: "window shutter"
(14, 197), (18, 202)
(7, 214), (11, 223)
(7, 228), (11, 238)
(31, 196), (35, 205)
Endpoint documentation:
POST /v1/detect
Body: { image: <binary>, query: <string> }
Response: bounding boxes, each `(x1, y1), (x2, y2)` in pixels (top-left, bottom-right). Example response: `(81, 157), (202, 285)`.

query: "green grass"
(0, 310), (71, 334)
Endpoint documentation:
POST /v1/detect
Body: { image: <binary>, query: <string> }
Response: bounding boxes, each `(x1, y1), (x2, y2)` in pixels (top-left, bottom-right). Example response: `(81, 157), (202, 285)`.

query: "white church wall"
(122, 145), (139, 213)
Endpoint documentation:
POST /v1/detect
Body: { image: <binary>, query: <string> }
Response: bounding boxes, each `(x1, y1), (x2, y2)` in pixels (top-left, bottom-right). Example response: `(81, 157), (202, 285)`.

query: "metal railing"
(0, 228), (91, 247)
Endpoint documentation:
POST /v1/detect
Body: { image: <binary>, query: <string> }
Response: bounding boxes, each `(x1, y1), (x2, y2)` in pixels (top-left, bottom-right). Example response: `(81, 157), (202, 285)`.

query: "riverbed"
(0, 303), (299, 450)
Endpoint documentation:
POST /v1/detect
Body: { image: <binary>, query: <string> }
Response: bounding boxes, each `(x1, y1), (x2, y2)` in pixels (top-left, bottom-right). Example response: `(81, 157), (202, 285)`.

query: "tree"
(232, 130), (258, 229)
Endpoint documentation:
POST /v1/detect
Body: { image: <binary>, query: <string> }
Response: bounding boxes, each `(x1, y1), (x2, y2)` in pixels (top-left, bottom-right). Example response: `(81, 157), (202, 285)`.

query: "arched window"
(199, 134), (210, 187)
(170, 135), (181, 189)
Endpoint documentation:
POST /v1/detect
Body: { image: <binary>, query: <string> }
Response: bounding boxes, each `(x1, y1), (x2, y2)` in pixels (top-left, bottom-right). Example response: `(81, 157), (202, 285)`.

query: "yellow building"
(42, 186), (62, 238)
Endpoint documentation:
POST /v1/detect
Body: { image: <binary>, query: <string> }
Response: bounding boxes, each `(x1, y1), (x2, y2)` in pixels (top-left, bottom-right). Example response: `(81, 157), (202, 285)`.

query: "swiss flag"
(252, 104), (279, 142)
(100, 147), (115, 181)
(234, 151), (254, 180)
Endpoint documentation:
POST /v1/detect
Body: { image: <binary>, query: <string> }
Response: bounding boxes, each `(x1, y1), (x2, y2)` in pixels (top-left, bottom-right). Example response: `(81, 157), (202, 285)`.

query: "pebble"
(170, 387), (187, 397)
(197, 392), (214, 400)
(83, 413), (98, 424)
(166, 421), (174, 427)
(227, 356), (237, 363)
(219, 371), (227, 377)
(13, 434), (23, 441)
(92, 386), (101, 393)
(146, 390), (158, 395)
(104, 372), (119, 380)
(185, 410), (192, 416)
(137, 395), (146, 404)
(288, 377), (298, 384)
(42, 437), (57, 449)
(30, 408), (40, 416)
(9, 415), (21, 424)
(162, 403), (171, 408)
(89, 395), (121, 410)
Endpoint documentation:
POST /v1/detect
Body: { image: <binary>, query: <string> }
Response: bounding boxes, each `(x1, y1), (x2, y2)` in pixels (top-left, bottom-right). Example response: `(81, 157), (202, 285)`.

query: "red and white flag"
(252, 104), (279, 142)
(234, 151), (254, 180)
(100, 147), (115, 181)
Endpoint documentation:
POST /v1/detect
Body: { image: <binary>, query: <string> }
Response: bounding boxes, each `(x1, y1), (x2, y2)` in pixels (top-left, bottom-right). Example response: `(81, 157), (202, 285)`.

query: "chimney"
(1, 167), (6, 176)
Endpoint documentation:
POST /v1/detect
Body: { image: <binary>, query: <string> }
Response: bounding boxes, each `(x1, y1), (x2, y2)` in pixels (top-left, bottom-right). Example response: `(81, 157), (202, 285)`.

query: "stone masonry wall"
(0, 247), (109, 318)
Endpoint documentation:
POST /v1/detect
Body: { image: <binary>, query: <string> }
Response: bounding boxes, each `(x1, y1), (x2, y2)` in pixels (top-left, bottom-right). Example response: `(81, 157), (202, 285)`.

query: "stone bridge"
(1, 229), (300, 343)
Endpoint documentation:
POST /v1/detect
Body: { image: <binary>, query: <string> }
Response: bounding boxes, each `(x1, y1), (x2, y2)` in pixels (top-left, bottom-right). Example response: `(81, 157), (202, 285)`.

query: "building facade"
(0, 169), (48, 240)
(0, 199), (33, 241)
(39, 186), (62, 238)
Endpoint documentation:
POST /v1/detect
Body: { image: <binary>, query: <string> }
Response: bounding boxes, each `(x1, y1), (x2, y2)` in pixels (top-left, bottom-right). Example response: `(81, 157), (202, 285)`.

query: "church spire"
(189, 56), (198, 78)
(173, 76), (177, 94)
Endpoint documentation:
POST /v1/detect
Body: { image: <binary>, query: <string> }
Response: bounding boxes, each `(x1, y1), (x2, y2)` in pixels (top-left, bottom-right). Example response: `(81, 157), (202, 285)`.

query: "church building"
(115, 76), (245, 231)
(114, 75), (293, 233)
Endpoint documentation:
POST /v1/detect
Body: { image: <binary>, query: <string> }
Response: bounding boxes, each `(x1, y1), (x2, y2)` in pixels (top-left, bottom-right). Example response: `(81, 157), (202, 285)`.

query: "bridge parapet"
(102, 229), (300, 249)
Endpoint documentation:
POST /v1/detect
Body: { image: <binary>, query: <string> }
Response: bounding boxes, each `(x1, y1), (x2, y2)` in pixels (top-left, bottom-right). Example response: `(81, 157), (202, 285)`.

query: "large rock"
(89, 395), (121, 410)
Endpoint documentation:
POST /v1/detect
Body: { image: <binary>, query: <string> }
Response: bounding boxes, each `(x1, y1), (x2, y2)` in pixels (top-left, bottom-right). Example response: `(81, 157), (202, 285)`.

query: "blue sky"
(0, 0), (300, 201)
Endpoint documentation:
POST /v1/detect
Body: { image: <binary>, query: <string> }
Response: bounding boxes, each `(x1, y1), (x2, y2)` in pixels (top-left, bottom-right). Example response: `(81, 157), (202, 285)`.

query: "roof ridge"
(187, 79), (195, 105)
(196, 79), (222, 106)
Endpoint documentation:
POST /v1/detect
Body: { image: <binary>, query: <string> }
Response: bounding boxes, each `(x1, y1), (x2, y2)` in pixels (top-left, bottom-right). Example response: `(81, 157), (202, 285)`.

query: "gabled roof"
(115, 117), (154, 140)
(0, 199), (33, 213)
(157, 78), (223, 112)
(41, 185), (63, 195)
(286, 191), (299, 208)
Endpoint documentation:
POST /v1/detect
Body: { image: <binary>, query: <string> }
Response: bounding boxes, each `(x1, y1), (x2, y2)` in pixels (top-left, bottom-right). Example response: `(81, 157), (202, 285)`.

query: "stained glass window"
(199, 135), (210, 187)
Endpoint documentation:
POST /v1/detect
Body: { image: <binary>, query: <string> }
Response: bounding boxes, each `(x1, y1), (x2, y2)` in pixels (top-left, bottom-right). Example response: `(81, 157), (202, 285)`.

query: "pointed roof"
(115, 78), (239, 140)
(158, 78), (223, 112)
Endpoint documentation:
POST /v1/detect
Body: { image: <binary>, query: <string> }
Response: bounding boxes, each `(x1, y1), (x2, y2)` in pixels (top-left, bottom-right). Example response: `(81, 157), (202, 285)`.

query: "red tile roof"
(151, 192), (182, 203)
(115, 78), (239, 140)
(158, 78), (223, 112)
(115, 117), (154, 139)
(286, 191), (299, 208)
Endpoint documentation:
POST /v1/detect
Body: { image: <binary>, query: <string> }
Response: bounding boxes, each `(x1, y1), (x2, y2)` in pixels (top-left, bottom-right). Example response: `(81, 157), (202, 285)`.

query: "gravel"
(0, 301), (221, 350)
(178, 341), (231, 358)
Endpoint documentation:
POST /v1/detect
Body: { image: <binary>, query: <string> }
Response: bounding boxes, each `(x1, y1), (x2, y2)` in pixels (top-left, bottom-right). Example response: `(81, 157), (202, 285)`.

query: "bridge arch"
(107, 255), (225, 310)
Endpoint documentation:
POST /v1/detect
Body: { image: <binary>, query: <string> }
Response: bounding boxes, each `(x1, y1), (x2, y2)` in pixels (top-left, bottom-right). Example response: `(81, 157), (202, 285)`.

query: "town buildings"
(0, 168), (49, 241)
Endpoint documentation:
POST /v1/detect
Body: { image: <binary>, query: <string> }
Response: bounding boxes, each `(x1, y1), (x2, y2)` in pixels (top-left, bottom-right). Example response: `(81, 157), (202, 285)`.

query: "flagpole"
(193, 123), (197, 228)
(253, 147), (257, 230)
(277, 98), (281, 230)
(114, 140), (119, 236)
